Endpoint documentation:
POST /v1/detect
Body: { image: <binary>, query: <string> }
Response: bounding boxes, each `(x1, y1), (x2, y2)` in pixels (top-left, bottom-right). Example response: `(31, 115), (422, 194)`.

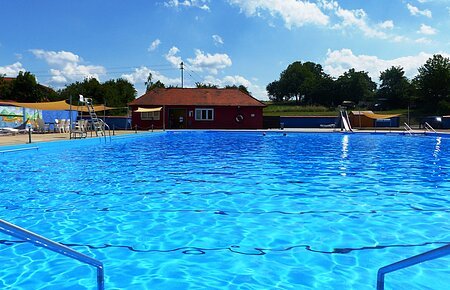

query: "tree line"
(267, 54), (450, 114)
(0, 72), (136, 115)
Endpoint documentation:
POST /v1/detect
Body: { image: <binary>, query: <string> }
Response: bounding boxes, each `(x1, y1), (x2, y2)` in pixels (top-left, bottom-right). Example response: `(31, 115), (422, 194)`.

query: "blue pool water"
(0, 131), (449, 289)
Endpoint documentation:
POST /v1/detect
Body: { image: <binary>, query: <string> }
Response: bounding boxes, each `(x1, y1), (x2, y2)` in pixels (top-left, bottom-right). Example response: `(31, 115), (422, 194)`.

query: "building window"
(195, 108), (214, 121)
(141, 111), (160, 120)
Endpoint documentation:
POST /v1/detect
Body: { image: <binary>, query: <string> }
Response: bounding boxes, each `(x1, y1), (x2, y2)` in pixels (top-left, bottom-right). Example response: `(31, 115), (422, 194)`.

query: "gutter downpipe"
(163, 105), (166, 131)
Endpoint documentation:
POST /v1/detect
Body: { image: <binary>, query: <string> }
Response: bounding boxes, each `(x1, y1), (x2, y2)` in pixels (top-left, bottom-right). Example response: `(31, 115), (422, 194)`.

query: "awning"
(362, 112), (401, 119)
(134, 107), (163, 113)
(0, 100), (116, 112)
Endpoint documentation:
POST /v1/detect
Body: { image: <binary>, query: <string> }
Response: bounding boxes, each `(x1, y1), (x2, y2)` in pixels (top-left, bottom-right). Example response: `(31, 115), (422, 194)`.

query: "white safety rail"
(377, 244), (450, 290)
(0, 219), (104, 289)
(424, 122), (437, 133)
(404, 122), (413, 135)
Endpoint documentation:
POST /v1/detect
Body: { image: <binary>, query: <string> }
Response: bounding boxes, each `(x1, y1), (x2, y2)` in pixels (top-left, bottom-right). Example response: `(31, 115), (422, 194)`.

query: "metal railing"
(403, 122), (413, 135)
(0, 219), (104, 290)
(0, 147), (39, 154)
(424, 122), (437, 133)
(377, 243), (450, 290)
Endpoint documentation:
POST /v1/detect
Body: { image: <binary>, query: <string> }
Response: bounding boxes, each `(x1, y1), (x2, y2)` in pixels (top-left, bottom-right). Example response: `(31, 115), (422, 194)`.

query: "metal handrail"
(403, 122), (412, 135)
(0, 219), (104, 290)
(424, 122), (437, 133)
(377, 243), (450, 290)
(0, 147), (39, 154)
(98, 119), (112, 142)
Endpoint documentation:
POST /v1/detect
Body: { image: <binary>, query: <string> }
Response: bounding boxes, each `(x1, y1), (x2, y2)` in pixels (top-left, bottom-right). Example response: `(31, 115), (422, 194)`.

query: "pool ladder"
(403, 123), (413, 135)
(424, 122), (437, 133)
(0, 219), (104, 290)
(377, 243), (450, 290)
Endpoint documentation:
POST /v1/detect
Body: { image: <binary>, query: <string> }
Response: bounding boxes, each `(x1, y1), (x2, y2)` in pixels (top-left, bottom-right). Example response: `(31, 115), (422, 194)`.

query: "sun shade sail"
(0, 100), (116, 112)
(134, 107), (163, 113)
(362, 112), (401, 119)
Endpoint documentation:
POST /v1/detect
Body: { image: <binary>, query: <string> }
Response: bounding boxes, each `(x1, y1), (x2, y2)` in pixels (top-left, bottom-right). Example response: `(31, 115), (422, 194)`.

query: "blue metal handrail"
(0, 219), (104, 290)
(377, 243), (450, 290)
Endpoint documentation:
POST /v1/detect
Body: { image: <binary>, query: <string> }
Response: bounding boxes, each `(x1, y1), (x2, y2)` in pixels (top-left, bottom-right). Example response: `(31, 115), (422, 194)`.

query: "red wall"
(131, 106), (263, 130)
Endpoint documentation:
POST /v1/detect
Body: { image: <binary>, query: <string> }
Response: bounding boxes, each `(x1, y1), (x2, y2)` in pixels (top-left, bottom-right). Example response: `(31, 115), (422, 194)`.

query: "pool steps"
(377, 243), (450, 290)
(0, 219), (104, 290)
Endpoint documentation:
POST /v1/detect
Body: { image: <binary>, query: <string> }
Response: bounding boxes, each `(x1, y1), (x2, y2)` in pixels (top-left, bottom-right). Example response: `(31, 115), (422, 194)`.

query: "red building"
(128, 88), (266, 129)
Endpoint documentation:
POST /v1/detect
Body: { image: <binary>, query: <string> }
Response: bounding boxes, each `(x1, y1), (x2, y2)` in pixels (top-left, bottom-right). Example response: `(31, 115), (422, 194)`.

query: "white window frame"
(195, 108), (214, 121)
(141, 111), (160, 120)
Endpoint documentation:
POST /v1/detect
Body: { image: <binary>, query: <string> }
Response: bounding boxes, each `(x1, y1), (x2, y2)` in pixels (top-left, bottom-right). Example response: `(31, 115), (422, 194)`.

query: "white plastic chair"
(58, 119), (66, 133)
(36, 118), (49, 133)
(63, 119), (71, 133)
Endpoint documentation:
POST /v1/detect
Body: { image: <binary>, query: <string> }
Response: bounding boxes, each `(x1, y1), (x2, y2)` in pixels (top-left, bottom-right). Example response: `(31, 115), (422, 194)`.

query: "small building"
(349, 111), (400, 128)
(128, 88), (266, 130)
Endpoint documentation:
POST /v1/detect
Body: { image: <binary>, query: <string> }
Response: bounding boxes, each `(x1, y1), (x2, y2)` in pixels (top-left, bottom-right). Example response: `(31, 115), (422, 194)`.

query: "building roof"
(129, 88), (266, 107)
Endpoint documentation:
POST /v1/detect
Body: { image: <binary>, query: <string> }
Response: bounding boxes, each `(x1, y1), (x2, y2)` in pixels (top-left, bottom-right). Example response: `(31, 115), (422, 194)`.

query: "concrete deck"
(0, 130), (144, 147)
(1, 128), (448, 147)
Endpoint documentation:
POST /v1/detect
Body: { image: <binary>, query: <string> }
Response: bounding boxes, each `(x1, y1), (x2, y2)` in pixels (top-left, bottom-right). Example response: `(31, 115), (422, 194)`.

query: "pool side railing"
(424, 122), (437, 133)
(376, 243), (450, 290)
(0, 219), (104, 290)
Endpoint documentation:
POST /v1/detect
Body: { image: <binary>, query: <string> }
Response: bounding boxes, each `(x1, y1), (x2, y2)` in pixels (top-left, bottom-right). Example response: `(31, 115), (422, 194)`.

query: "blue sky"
(1, 0), (449, 100)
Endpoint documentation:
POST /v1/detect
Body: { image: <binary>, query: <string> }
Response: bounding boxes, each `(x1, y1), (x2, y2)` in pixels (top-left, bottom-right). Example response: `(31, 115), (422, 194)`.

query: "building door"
(168, 108), (187, 129)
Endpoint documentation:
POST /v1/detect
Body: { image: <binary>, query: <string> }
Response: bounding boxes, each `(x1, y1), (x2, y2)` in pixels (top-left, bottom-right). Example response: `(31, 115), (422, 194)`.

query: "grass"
(263, 104), (414, 117)
(263, 105), (337, 116)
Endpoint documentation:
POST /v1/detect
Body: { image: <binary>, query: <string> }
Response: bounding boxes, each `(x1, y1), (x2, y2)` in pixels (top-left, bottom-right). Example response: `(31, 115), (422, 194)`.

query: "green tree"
(413, 54), (450, 114)
(266, 61), (336, 105)
(59, 77), (136, 115)
(0, 74), (13, 99)
(59, 77), (103, 104)
(335, 69), (376, 105)
(377, 66), (411, 109)
(266, 80), (285, 102)
(102, 78), (136, 114)
(195, 82), (218, 88)
(225, 84), (251, 95)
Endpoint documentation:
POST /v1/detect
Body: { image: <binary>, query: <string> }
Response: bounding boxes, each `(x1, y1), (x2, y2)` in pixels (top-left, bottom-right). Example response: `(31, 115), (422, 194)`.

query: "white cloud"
(164, 47), (232, 74)
(186, 49), (232, 74)
(148, 39), (161, 52)
(228, 0), (329, 29)
(30, 49), (106, 85)
(418, 23), (437, 35)
(212, 34), (224, 46)
(228, 0), (404, 41)
(407, 3), (432, 18)
(415, 37), (432, 44)
(0, 62), (26, 76)
(333, 7), (389, 39)
(164, 0), (210, 11)
(378, 20), (394, 30)
(30, 49), (80, 66)
(165, 46), (183, 67)
(323, 48), (450, 81)
(121, 66), (181, 95)
(203, 74), (267, 100)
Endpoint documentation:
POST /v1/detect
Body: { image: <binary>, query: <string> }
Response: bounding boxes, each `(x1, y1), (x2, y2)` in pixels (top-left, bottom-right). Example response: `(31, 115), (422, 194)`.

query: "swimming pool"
(1, 131), (449, 289)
